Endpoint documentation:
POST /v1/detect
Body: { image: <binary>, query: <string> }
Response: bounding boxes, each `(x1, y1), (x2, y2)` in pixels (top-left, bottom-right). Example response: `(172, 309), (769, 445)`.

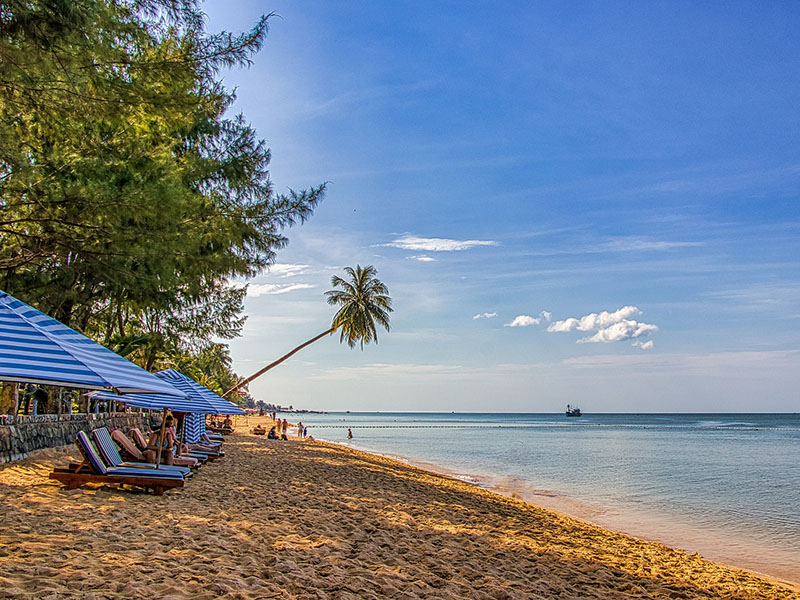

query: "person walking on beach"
(347, 428), (353, 440)
(296, 421), (303, 438)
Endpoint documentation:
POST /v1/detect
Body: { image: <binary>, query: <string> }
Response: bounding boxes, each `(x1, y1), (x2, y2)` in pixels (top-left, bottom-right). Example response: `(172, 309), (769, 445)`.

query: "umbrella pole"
(155, 407), (168, 469)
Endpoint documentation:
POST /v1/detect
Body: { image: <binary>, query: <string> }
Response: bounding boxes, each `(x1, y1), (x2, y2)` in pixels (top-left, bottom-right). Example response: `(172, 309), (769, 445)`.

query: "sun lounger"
(49, 431), (184, 495)
(128, 427), (150, 451)
(128, 427), (201, 467)
(135, 426), (224, 459)
(112, 428), (156, 463)
(91, 427), (193, 477)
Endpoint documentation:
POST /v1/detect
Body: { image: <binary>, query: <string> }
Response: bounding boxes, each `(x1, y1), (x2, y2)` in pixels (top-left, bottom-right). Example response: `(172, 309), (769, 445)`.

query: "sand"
(0, 417), (797, 600)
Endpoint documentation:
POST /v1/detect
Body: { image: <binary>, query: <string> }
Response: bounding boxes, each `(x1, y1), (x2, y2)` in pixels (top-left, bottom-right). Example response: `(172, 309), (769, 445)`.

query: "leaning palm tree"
(223, 265), (392, 397)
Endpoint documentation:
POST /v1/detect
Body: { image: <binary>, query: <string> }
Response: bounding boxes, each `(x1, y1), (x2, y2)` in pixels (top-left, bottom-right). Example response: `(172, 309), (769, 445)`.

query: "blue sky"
(203, 1), (800, 412)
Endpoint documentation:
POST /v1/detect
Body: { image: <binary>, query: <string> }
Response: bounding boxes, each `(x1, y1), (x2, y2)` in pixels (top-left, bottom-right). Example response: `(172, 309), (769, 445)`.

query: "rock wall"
(0, 413), (146, 464)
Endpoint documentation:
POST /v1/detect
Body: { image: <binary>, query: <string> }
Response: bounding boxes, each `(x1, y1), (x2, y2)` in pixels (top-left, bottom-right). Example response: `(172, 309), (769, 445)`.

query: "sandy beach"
(0, 418), (797, 600)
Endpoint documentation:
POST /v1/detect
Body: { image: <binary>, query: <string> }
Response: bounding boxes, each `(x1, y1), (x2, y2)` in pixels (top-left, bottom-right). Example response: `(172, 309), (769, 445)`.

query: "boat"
(565, 404), (582, 417)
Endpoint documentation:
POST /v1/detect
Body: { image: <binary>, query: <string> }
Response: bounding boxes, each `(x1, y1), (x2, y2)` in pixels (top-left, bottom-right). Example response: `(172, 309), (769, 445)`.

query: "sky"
(201, 1), (800, 413)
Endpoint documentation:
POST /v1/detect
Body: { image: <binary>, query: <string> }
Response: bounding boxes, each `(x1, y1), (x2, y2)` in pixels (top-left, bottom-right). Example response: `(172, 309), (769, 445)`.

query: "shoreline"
(0, 423), (797, 598)
(321, 433), (800, 586)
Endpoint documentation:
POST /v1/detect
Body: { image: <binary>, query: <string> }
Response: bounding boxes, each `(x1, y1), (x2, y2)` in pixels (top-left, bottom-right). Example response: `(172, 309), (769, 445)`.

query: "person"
(296, 421), (303, 438)
(303, 427), (308, 439)
(223, 415), (233, 429)
(164, 415), (200, 467)
(267, 426), (278, 439)
(147, 415), (179, 465)
(281, 419), (288, 435)
(347, 428), (353, 440)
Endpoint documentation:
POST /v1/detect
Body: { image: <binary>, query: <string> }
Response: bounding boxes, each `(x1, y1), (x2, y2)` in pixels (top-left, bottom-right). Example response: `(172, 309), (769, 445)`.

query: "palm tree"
(223, 265), (392, 397)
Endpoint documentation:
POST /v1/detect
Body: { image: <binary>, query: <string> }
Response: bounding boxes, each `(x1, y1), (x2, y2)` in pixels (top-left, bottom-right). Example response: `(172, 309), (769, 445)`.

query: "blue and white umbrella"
(89, 390), (218, 414)
(155, 369), (246, 415)
(0, 290), (183, 396)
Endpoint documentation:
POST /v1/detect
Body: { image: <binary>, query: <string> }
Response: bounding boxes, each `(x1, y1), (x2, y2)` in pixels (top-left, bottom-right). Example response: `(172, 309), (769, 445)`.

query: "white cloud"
(633, 340), (654, 350)
(383, 234), (499, 252)
(548, 306), (640, 332)
(600, 237), (704, 252)
(541, 310), (552, 322)
(267, 263), (310, 278)
(473, 312), (497, 320)
(505, 315), (541, 327)
(247, 283), (316, 297)
(547, 318), (579, 332)
(408, 255), (436, 262)
(548, 306), (658, 344)
(523, 237), (704, 257)
(578, 321), (658, 343)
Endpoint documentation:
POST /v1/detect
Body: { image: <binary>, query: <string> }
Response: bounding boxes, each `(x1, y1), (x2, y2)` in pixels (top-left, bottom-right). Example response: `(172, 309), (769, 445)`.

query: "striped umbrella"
(89, 390), (218, 414)
(154, 369), (246, 415)
(0, 290), (183, 396)
(87, 388), (220, 466)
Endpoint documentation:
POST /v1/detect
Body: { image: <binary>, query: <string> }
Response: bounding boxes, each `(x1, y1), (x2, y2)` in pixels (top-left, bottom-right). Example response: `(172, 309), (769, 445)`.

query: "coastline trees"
(224, 265), (392, 397)
(0, 1), (324, 404)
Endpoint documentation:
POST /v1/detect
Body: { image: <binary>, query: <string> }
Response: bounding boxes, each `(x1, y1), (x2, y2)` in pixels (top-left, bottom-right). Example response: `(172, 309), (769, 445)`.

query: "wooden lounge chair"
(206, 423), (233, 435)
(91, 427), (193, 477)
(185, 436), (225, 458)
(49, 431), (184, 495)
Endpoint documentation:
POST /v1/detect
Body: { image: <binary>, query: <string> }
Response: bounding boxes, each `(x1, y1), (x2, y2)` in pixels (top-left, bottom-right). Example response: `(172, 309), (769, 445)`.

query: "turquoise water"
(291, 412), (800, 582)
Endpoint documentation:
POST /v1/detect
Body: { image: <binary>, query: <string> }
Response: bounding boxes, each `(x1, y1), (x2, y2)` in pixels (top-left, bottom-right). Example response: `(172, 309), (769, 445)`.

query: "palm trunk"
(223, 328), (334, 397)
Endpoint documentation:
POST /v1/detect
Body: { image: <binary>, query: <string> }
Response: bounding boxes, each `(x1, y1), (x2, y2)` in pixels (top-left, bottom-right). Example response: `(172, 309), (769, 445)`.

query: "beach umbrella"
(89, 390), (218, 414)
(154, 369), (246, 416)
(90, 389), (219, 466)
(0, 291), (183, 397)
(93, 371), (243, 466)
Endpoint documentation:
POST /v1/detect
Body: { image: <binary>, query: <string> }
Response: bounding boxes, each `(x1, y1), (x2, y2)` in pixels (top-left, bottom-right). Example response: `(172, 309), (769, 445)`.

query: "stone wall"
(0, 413), (146, 464)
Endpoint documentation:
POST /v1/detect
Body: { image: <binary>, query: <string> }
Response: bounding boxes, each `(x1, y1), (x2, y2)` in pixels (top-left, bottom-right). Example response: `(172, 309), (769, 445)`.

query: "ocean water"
(292, 412), (800, 583)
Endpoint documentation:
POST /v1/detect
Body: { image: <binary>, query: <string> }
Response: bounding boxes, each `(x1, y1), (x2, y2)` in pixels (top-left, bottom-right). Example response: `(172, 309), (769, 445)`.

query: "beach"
(0, 419), (797, 600)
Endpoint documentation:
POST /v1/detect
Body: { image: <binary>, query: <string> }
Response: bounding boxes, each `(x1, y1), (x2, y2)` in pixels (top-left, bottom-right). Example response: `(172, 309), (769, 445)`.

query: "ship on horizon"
(565, 404), (582, 417)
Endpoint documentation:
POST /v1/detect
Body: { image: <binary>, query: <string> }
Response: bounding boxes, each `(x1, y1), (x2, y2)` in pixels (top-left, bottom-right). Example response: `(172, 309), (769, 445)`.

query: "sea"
(291, 412), (800, 583)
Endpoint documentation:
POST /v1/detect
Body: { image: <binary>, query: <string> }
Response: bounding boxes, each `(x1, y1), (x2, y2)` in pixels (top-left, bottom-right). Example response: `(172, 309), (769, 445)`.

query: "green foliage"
(0, 0), (325, 403)
(327, 265), (393, 349)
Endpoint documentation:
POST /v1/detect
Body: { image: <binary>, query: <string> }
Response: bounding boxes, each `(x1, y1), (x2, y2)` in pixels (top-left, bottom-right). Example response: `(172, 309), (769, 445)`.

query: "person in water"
(347, 428), (353, 440)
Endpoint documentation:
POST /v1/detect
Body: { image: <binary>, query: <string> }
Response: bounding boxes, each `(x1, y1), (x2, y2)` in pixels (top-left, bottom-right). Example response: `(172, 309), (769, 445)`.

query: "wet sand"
(0, 418), (797, 599)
